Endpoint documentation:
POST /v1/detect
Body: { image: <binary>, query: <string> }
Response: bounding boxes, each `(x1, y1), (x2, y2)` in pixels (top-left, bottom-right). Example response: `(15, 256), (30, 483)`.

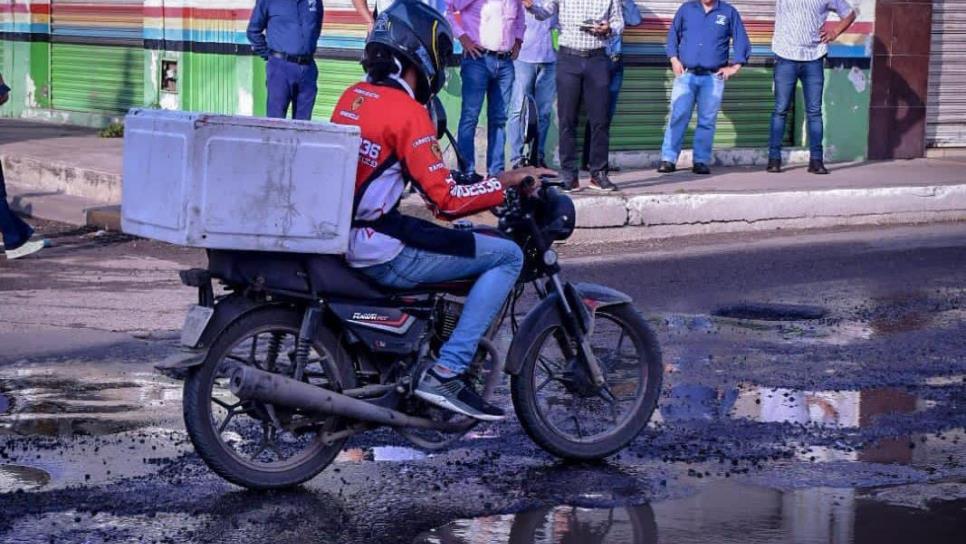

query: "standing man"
(247, 0), (324, 120)
(508, 8), (557, 169)
(582, 0), (641, 173)
(657, 0), (749, 175)
(446, 0), (525, 177)
(0, 73), (46, 260)
(527, 0), (624, 192)
(767, 0), (856, 174)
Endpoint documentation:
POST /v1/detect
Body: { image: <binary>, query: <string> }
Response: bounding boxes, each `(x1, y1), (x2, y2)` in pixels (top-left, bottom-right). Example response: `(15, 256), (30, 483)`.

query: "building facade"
(1, 1), (958, 164)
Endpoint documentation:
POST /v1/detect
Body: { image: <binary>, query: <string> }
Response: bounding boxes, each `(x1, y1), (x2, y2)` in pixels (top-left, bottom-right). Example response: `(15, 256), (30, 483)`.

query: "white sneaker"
(5, 239), (45, 260)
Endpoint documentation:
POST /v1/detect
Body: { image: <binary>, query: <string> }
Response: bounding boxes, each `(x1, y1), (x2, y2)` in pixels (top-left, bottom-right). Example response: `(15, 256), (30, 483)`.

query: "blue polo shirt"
(666, 0), (750, 70)
(247, 0), (324, 59)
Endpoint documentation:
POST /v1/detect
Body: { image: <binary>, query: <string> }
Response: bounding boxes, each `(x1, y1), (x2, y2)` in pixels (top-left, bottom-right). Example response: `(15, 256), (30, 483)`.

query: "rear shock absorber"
(294, 305), (322, 382)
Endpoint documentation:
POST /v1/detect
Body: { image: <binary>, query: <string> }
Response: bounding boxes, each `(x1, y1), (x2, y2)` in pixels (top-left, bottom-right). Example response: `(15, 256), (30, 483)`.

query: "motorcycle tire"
(183, 306), (356, 490)
(510, 303), (663, 460)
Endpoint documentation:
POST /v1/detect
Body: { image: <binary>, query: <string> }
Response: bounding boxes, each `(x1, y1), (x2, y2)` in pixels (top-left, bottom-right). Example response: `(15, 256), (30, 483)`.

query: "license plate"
(180, 305), (215, 348)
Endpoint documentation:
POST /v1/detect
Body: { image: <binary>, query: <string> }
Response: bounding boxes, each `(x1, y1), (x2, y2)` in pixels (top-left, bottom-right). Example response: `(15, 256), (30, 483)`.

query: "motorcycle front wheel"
(511, 303), (663, 460)
(183, 306), (356, 490)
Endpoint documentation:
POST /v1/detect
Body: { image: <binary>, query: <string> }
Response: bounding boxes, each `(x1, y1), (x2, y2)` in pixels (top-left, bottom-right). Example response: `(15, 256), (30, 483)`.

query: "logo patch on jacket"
(351, 96), (365, 111)
(431, 141), (443, 161)
(716, 14), (727, 25)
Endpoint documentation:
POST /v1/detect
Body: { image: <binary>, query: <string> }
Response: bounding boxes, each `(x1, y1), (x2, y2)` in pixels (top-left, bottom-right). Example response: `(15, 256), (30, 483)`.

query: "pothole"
(0, 464), (51, 492)
(712, 302), (827, 321)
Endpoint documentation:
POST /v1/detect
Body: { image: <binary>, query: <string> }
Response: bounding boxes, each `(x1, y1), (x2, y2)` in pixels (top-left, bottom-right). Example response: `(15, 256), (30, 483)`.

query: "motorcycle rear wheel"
(510, 303), (663, 460)
(183, 306), (356, 490)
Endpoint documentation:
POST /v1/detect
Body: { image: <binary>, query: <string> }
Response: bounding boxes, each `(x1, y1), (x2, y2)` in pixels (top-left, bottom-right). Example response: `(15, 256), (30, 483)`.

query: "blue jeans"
(0, 163), (34, 251)
(508, 60), (556, 166)
(360, 234), (523, 374)
(660, 72), (725, 164)
(266, 56), (318, 120)
(769, 56), (825, 161)
(457, 54), (515, 176)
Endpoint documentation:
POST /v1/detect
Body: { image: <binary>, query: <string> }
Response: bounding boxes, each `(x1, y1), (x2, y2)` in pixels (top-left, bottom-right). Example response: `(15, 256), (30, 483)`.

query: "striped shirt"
(772, 0), (855, 62)
(529, 0), (624, 52)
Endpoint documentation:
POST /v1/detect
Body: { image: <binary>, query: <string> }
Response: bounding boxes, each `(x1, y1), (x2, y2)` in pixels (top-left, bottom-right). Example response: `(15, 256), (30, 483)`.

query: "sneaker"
(415, 366), (506, 421)
(5, 239), (45, 260)
(657, 161), (676, 173)
(560, 173), (581, 193)
(589, 171), (618, 191)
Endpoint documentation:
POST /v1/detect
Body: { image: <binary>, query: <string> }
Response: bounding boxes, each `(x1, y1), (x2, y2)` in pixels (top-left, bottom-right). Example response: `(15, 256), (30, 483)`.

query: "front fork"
(547, 273), (608, 389)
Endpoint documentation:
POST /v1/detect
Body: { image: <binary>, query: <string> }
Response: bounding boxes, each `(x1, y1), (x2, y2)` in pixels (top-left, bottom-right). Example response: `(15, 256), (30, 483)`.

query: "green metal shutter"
(311, 58), (364, 121)
(50, 43), (144, 114)
(613, 67), (780, 150)
(181, 53), (239, 115)
(50, 0), (144, 114)
(612, 0), (782, 150)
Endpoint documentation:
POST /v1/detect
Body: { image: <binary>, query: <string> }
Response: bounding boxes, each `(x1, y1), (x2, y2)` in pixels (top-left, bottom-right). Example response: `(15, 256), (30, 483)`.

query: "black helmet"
(363, 0), (454, 103)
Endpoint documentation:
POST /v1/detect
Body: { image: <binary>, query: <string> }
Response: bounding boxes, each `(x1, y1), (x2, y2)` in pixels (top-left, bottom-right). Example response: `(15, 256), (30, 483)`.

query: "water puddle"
(656, 384), (923, 429)
(336, 446), (427, 463)
(713, 303), (827, 321)
(0, 362), (182, 438)
(415, 480), (966, 543)
(0, 463), (51, 492)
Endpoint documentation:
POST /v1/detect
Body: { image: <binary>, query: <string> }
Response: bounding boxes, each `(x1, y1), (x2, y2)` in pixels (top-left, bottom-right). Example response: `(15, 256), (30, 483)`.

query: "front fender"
(504, 282), (633, 375)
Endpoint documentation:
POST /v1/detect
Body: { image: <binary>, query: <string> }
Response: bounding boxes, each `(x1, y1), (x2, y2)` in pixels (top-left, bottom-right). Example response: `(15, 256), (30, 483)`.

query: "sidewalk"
(2, 118), (965, 238)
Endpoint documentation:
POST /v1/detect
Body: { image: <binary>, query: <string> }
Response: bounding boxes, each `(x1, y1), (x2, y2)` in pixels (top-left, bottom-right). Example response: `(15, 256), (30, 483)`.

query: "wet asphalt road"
(0, 221), (965, 543)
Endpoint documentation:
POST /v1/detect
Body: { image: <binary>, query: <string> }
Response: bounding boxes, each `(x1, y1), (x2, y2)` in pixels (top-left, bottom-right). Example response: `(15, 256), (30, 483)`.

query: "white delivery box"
(121, 108), (360, 254)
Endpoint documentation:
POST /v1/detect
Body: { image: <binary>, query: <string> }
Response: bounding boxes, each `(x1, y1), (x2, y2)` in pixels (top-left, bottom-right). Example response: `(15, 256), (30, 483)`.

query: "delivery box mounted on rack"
(121, 109), (360, 254)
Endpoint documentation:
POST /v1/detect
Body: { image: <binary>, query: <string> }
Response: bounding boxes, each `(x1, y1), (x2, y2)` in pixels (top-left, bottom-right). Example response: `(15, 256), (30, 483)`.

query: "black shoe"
(589, 171), (618, 191)
(657, 161), (676, 173)
(692, 163), (711, 175)
(766, 159), (782, 173)
(561, 172), (581, 192)
(807, 159), (829, 175)
(511, 161), (525, 170)
(415, 367), (505, 421)
(608, 164), (621, 173)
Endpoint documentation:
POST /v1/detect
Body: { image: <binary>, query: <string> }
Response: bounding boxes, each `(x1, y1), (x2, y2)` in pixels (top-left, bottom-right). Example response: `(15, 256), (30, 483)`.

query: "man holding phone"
(0, 73), (46, 260)
(526, 0), (624, 192)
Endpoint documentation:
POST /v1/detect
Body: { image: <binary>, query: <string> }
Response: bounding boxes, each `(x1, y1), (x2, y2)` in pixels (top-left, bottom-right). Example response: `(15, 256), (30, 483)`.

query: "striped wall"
(1, 0), (877, 161)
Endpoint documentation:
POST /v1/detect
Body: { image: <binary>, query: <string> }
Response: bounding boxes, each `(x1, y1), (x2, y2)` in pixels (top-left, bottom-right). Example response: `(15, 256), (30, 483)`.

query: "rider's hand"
(499, 166), (557, 195)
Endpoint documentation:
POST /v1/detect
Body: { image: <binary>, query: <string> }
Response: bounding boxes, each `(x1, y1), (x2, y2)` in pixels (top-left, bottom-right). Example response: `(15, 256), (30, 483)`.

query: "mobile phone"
(579, 18), (598, 32)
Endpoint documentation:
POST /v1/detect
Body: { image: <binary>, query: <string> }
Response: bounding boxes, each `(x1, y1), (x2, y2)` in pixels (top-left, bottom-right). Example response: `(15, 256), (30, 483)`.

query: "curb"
(1, 155), (122, 203)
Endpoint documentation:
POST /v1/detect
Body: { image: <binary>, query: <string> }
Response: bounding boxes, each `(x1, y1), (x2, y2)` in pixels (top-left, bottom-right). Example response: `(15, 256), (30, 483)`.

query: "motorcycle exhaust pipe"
(229, 365), (471, 432)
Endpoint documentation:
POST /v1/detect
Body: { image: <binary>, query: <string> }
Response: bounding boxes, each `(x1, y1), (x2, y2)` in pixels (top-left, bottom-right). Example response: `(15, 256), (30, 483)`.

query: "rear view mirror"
(428, 96), (447, 139)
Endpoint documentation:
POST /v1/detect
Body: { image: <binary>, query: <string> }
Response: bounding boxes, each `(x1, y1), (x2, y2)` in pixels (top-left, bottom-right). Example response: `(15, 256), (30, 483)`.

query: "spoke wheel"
(511, 303), (663, 460)
(183, 306), (355, 489)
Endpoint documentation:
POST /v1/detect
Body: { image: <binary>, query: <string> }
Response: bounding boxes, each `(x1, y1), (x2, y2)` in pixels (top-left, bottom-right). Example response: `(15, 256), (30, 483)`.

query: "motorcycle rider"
(330, 0), (555, 421)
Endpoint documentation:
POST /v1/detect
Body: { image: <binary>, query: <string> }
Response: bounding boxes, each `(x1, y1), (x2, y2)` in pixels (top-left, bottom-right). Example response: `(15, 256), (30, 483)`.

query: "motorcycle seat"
(206, 250), (476, 299)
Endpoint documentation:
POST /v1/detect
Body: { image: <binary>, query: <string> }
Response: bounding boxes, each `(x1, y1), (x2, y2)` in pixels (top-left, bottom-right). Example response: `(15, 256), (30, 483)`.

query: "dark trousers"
(769, 56), (825, 160)
(582, 56), (624, 168)
(266, 56), (318, 120)
(0, 162), (34, 251)
(556, 51), (611, 176)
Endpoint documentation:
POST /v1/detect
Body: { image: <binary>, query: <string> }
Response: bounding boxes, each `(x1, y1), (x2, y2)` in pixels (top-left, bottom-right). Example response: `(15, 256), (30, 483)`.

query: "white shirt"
(772, 0), (855, 62)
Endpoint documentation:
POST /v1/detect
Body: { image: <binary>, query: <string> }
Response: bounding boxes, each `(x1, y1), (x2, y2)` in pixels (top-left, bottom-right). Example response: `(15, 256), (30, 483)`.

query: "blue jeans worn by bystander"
(266, 56), (319, 120)
(508, 60), (556, 166)
(457, 54), (515, 176)
(660, 72), (725, 165)
(769, 56), (825, 161)
(359, 233), (523, 374)
(0, 162), (34, 251)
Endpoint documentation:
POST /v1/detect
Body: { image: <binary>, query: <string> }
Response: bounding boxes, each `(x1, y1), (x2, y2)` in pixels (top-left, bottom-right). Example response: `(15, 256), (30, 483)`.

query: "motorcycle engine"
(436, 297), (464, 343)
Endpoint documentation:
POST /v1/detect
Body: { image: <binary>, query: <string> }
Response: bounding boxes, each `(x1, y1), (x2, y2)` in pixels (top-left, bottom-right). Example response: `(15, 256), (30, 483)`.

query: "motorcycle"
(158, 99), (664, 490)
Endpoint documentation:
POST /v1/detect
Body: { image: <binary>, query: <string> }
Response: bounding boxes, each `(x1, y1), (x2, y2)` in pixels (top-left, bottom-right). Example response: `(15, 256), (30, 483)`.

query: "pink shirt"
(446, 0), (525, 53)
